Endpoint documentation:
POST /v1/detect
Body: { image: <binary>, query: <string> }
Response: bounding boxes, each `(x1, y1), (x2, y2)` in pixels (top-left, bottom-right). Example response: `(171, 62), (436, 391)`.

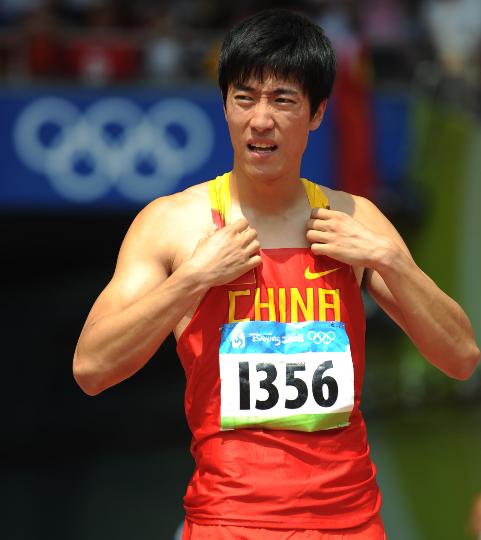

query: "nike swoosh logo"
(304, 266), (341, 280)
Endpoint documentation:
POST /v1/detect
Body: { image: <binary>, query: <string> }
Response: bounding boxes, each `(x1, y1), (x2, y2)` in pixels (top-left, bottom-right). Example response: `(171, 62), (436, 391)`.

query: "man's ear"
(309, 99), (328, 131)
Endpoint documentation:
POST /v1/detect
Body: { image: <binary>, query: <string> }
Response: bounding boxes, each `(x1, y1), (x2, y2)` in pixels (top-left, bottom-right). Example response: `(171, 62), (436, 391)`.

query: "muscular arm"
(307, 195), (480, 380)
(73, 195), (261, 396)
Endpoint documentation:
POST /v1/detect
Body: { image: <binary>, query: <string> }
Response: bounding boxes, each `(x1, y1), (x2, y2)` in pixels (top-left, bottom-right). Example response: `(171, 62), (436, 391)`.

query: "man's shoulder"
(126, 180), (214, 263)
(321, 186), (381, 220)
(136, 180), (211, 229)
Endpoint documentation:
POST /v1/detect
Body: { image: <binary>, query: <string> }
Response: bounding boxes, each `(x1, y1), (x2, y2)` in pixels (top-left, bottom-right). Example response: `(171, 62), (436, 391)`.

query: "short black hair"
(218, 9), (336, 117)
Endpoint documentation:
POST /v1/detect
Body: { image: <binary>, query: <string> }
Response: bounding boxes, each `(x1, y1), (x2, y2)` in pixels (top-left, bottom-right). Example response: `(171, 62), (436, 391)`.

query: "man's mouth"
(248, 143), (278, 153)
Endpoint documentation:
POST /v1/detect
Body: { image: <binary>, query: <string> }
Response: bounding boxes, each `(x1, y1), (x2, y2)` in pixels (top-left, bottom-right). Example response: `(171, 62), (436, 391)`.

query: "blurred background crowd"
(0, 0), (480, 106)
(2, 1), (481, 540)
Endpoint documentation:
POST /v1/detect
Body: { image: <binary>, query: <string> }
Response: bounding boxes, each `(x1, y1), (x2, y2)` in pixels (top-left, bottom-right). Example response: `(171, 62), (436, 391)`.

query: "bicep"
(83, 207), (172, 327)
(85, 259), (169, 327)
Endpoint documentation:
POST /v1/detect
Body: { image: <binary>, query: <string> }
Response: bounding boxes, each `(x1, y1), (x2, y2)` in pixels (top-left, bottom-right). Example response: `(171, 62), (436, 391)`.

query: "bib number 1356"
(219, 351), (354, 431)
(219, 321), (354, 431)
(238, 360), (338, 411)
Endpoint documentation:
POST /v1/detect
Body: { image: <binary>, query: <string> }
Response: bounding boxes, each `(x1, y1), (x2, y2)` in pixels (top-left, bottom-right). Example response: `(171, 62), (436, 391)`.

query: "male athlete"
(73, 9), (480, 540)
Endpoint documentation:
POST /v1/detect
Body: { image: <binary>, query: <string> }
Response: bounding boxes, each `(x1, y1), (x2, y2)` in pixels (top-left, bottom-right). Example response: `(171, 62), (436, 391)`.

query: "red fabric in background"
(331, 43), (377, 199)
(64, 36), (139, 82)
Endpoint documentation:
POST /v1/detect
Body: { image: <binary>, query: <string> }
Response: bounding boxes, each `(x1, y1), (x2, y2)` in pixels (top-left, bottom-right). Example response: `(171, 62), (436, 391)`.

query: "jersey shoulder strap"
(301, 178), (330, 209)
(208, 172), (232, 228)
(208, 173), (329, 228)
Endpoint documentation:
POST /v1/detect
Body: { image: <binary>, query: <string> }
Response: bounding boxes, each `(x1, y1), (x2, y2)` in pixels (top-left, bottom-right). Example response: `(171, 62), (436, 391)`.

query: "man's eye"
(276, 98), (294, 104)
(235, 95), (252, 101)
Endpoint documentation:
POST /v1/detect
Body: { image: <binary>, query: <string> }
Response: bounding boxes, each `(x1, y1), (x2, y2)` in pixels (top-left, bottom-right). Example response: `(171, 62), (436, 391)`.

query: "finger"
(310, 207), (331, 219)
(245, 253), (262, 269)
(310, 243), (331, 256)
(241, 227), (258, 245)
(306, 218), (326, 231)
(229, 217), (250, 232)
(245, 238), (261, 254)
(306, 229), (330, 244)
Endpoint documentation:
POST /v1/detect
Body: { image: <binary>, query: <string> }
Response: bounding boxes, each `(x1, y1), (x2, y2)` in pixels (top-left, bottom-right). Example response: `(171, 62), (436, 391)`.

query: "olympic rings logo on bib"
(307, 330), (336, 345)
(219, 321), (355, 433)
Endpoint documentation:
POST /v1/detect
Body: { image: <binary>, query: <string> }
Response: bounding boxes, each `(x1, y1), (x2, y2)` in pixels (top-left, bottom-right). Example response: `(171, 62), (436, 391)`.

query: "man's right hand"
(185, 218), (262, 287)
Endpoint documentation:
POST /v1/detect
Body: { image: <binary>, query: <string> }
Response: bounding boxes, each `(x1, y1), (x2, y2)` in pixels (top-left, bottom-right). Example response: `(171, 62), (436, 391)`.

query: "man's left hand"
(306, 207), (393, 269)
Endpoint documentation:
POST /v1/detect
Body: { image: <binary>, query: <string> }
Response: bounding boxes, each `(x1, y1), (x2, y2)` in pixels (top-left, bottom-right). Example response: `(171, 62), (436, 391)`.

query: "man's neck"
(230, 168), (306, 216)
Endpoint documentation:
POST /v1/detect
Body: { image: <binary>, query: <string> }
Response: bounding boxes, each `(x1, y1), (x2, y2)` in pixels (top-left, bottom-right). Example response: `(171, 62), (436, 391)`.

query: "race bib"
(219, 321), (354, 432)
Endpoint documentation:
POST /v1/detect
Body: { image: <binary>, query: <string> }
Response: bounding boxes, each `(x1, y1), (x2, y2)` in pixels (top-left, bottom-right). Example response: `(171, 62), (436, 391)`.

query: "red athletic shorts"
(181, 514), (386, 539)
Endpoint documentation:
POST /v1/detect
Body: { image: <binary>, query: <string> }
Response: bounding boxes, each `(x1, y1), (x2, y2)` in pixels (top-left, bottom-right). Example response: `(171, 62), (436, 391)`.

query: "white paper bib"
(219, 321), (354, 432)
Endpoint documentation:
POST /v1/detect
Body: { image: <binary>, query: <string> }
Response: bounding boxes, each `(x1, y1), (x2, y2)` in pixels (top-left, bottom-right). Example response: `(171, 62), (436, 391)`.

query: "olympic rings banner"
(0, 88), (408, 210)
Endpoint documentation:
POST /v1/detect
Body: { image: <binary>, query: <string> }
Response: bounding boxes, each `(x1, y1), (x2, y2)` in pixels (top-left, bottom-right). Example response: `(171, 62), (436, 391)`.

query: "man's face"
(224, 74), (326, 184)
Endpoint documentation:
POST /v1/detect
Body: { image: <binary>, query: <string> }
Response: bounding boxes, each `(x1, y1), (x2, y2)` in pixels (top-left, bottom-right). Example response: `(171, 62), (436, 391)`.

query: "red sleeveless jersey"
(176, 173), (381, 529)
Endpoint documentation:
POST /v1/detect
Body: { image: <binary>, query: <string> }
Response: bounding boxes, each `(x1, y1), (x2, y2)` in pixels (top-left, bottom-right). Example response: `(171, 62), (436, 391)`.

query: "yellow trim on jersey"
(208, 172), (329, 226)
(301, 178), (330, 209)
(208, 172), (232, 226)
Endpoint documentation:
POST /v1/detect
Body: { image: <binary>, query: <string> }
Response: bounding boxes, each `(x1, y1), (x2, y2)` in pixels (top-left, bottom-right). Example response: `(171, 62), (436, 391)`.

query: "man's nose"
(250, 101), (275, 131)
